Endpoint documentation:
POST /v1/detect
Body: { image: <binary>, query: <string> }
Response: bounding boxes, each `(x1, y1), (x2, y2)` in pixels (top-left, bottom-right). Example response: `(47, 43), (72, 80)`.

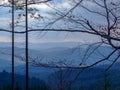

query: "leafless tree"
(10, 0), (119, 74)
(25, 0), (120, 89)
(0, 0), (120, 90)
(35, 0), (120, 69)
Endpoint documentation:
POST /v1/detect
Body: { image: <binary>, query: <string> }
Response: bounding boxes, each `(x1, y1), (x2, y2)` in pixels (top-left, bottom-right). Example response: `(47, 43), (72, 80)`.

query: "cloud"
(29, 38), (86, 43)
(56, 1), (72, 9)
(0, 36), (11, 42)
(0, 35), (87, 43)
(29, 3), (51, 11)
(0, 36), (25, 43)
(0, 1), (102, 45)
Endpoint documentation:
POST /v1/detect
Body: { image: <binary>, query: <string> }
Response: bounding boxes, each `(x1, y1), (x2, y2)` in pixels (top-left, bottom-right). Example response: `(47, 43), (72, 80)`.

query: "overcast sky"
(0, 0), (101, 46)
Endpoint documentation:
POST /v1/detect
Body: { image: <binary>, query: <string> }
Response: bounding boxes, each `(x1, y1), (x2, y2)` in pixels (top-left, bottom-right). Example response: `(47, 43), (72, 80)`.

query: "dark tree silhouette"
(0, 0), (120, 90)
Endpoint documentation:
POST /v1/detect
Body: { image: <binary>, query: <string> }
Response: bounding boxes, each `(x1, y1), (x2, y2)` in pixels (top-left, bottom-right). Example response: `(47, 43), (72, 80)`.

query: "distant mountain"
(48, 63), (120, 90)
(0, 45), (119, 73)
(0, 44), (116, 67)
(0, 45), (120, 89)
(0, 42), (81, 50)
(0, 46), (82, 68)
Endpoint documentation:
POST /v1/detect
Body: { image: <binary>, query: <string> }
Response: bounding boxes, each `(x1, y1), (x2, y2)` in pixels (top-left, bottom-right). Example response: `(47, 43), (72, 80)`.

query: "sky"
(0, 0), (102, 47)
